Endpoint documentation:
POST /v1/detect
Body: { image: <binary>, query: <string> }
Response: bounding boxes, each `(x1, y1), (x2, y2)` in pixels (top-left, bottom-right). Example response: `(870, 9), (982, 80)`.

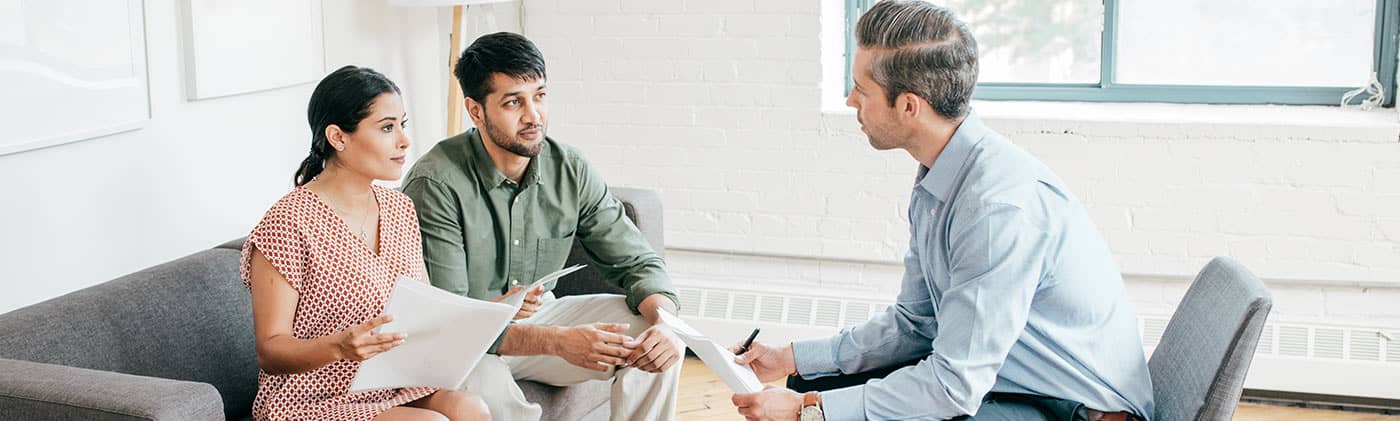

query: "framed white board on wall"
(0, 0), (150, 156)
(179, 0), (325, 100)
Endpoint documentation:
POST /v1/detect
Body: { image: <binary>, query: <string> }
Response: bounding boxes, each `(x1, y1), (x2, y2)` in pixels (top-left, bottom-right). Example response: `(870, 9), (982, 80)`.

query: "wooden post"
(446, 5), (466, 137)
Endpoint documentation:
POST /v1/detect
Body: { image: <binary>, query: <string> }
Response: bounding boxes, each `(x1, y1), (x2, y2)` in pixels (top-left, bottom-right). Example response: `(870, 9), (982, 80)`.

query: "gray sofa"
(0, 187), (665, 421)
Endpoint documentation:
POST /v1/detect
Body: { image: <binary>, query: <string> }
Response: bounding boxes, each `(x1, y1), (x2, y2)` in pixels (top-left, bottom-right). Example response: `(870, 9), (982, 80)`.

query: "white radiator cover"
(675, 283), (1400, 401)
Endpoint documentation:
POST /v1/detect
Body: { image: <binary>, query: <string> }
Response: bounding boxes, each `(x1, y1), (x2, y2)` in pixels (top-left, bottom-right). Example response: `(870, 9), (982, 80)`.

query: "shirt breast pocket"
(534, 236), (576, 290)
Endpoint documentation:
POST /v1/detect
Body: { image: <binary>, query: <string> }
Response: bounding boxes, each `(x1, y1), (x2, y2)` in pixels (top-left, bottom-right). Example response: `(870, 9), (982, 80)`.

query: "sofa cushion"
(0, 248), (258, 420)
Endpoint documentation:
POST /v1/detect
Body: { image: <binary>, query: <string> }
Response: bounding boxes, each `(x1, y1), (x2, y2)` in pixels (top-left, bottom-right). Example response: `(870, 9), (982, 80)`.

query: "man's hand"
(732, 385), (803, 421)
(732, 341), (797, 383)
(489, 285), (546, 320)
(624, 323), (685, 373)
(551, 322), (636, 371)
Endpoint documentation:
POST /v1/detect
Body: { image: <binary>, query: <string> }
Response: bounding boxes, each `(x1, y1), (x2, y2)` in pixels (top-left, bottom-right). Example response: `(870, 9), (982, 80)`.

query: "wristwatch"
(799, 391), (825, 421)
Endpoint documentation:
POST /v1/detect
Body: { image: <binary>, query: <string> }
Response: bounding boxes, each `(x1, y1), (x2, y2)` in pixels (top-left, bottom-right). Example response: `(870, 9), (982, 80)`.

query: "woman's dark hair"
(454, 32), (547, 104)
(294, 65), (402, 186)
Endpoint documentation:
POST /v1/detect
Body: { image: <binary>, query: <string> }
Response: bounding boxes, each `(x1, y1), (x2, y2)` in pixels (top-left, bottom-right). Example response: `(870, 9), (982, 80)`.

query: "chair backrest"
(554, 186), (665, 297)
(1148, 257), (1272, 421)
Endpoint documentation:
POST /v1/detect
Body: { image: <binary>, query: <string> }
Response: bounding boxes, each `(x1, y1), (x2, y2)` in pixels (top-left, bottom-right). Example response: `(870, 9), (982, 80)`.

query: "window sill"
(821, 101), (1400, 143)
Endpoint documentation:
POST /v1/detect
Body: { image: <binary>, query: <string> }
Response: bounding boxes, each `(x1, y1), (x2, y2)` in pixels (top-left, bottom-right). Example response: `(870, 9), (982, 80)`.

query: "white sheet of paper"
(348, 277), (518, 393)
(657, 311), (764, 393)
(498, 264), (588, 308)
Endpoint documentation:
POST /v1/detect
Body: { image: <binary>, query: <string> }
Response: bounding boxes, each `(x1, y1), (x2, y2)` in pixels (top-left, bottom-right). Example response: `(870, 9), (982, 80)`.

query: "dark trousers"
(786, 359), (1091, 421)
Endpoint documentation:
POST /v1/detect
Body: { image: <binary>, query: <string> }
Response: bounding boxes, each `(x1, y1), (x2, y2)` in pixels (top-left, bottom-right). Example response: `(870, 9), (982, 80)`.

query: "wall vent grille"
(677, 286), (1400, 365)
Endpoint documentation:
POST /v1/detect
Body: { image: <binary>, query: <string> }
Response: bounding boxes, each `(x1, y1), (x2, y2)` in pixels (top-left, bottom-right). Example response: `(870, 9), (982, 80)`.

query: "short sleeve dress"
(240, 185), (437, 420)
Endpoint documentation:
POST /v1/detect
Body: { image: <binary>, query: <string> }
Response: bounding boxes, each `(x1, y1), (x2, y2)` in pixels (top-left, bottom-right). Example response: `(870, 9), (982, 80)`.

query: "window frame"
(845, 0), (1400, 107)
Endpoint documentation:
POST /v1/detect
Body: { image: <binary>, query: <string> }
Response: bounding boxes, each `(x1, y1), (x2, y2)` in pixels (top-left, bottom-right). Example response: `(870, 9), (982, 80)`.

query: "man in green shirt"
(402, 32), (683, 421)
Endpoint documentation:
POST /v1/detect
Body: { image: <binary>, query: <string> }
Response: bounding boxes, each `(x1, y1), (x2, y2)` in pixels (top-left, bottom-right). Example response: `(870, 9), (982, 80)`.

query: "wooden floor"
(676, 357), (1400, 420)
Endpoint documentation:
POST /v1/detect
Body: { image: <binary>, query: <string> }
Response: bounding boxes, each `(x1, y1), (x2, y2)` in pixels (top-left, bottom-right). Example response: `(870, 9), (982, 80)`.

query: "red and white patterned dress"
(240, 185), (437, 420)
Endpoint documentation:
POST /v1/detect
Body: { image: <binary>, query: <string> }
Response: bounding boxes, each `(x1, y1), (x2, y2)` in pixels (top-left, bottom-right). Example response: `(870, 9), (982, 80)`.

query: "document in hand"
(657, 311), (765, 393)
(348, 277), (516, 393)
(497, 264), (588, 308)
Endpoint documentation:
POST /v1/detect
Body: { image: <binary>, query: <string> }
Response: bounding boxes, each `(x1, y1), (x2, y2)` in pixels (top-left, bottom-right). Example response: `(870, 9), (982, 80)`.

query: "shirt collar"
(521, 153), (544, 188)
(464, 128), (547, 190)
(918, 110), (988, 201)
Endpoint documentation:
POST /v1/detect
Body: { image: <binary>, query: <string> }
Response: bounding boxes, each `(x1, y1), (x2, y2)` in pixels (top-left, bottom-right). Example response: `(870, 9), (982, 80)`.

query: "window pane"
(1117, 0), (1375, 87)
(936, 0), (1104, 84)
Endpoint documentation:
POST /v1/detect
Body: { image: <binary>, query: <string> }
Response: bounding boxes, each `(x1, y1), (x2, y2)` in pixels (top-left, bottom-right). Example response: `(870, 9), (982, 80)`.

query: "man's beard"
(483, 112), (544, 158)
(858, 112), (898, 150)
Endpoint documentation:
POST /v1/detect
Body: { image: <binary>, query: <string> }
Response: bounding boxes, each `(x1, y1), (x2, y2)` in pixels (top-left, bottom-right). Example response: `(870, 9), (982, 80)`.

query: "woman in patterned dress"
(242, 65), (490, 421)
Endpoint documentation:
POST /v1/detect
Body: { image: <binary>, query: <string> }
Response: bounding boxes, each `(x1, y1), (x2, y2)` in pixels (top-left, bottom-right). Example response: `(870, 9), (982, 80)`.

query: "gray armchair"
(1148, 257), (1273, 421)
(0, 186), (665, 421)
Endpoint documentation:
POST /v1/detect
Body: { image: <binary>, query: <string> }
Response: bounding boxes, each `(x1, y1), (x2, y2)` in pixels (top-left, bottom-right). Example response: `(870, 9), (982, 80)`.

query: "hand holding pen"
(736, 328), (760, 355)
(731, 331), (800, 384)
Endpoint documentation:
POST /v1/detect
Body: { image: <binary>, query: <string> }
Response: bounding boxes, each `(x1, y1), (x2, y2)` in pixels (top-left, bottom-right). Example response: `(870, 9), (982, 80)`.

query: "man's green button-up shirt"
(401, 129), (677, 353)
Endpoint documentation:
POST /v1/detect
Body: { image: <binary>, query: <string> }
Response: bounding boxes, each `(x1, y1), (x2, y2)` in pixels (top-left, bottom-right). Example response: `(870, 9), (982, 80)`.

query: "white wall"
(0, 0), (522, 313)
(520, 0), (1400, 330)
(3, 0), (1395, 334)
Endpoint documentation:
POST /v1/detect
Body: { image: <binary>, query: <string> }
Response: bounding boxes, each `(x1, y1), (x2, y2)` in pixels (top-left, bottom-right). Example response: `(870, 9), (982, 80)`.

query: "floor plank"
(677, 357), (1399, 420)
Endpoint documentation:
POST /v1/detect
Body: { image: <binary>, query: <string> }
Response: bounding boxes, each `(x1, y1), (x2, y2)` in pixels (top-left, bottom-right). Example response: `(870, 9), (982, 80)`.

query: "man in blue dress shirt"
(729, 2), (1155, 420)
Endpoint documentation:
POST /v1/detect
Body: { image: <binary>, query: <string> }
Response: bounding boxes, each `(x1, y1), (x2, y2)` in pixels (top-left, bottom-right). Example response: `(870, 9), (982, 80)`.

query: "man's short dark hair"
(855, 0), (979, 119)
(454, 32), (547, 104)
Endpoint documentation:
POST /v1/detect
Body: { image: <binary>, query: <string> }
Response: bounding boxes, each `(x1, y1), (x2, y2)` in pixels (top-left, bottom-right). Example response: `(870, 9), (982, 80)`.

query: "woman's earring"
(336, 145), (345, 151)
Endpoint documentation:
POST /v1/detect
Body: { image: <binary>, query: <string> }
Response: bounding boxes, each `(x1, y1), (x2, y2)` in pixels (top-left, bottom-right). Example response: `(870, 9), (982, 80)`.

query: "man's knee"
(604, 296), (650, 336)
(551, 294), (650, 335)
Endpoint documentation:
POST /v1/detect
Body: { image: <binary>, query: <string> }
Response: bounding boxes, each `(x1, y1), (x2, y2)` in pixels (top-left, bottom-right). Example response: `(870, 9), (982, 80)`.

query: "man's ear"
(465, 97), (486, 127)
(895, 91), (923, 121)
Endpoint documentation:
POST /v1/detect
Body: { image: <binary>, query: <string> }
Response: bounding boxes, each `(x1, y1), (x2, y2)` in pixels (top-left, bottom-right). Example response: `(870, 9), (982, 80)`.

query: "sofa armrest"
(0, 358), (224, 421)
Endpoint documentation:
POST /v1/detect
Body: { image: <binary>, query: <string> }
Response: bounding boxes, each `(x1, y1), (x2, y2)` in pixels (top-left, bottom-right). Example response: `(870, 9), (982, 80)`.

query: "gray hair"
(855, 0), (979, 119)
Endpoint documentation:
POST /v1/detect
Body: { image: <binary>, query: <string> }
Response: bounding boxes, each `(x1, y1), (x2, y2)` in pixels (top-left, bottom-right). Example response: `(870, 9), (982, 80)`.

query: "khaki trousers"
(460, 294), (681, 421)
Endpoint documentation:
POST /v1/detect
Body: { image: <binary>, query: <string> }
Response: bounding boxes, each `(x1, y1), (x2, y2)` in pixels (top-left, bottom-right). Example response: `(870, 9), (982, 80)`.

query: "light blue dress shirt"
(793, 112), (1154, 420)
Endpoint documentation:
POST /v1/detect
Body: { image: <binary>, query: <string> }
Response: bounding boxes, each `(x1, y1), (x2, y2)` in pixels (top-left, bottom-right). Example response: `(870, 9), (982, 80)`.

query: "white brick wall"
(517, 0), (1400, 326)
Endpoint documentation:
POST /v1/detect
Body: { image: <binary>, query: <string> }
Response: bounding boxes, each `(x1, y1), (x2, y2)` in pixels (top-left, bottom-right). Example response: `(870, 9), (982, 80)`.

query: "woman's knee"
(460, 392), (491, 421)
(374, 406), (450, 421)
(438, 390), (491, 421)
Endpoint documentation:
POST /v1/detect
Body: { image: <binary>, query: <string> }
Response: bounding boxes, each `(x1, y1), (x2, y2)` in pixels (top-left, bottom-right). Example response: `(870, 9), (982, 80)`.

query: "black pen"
(736, 328), (761, 355)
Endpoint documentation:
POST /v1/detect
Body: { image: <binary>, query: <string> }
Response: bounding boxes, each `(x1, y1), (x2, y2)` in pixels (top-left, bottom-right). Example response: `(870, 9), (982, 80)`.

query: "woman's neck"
(309, 161), (375, 206)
